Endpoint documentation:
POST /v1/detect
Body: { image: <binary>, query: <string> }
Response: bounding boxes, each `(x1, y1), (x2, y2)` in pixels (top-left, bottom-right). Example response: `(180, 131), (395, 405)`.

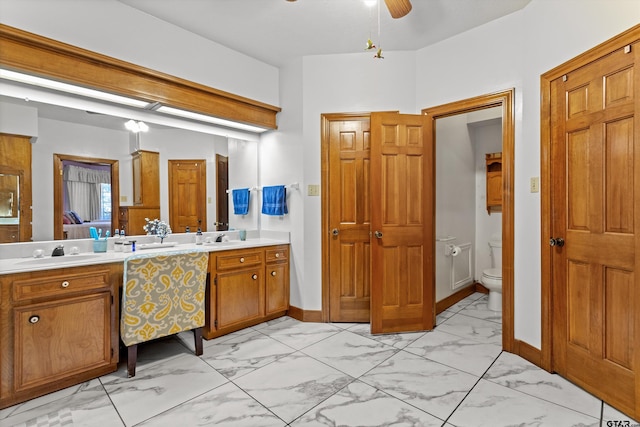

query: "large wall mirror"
(0, 96), (259, 243)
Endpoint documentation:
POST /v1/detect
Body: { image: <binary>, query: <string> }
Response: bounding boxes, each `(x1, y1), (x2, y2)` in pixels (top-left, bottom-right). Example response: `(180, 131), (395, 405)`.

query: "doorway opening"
(53, 153), (119, 241)
(423, 89), (515, 352)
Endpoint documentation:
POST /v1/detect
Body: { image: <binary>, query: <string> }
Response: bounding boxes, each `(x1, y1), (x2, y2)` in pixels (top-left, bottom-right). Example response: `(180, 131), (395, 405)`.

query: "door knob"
(374, 231), (383, 239)
(549, 237), (565, 247)
(332, 228), (339, 236)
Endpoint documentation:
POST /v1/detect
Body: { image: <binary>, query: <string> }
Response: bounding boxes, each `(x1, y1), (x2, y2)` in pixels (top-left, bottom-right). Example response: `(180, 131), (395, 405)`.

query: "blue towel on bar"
(232, 188), (250, 215)
(262, 185), (288, 216)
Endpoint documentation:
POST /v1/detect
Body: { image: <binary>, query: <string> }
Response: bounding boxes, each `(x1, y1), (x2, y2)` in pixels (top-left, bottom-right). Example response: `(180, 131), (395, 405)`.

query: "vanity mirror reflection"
(0, 96), (259, 243)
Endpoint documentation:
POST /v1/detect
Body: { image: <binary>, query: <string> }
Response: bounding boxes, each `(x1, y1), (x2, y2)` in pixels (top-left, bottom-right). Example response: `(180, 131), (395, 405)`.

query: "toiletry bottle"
(195, 220), (203, 245)
(185, 226), (190, 233)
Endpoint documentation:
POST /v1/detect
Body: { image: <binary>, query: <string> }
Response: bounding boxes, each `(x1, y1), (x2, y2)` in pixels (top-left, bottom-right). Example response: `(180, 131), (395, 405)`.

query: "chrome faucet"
(51, 245), (65, 257)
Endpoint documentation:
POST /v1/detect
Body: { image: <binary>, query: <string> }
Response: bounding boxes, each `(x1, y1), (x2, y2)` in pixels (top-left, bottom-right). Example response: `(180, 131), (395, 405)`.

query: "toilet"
(481, 240), (502, 311)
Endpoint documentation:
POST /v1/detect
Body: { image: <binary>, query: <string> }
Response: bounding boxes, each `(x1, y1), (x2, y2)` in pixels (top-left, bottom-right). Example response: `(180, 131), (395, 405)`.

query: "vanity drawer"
(266, 246), (288, 263)
(12, 269), (111, 302)
(216, 250), (263, 270)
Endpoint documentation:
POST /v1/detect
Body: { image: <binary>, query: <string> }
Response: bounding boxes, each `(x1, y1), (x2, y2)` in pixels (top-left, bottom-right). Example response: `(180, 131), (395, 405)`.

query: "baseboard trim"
(513, 339), (542, 367)
(475, 283), (489, 294)
(288, 305), (323, 322)
(436, 284), (478, 314)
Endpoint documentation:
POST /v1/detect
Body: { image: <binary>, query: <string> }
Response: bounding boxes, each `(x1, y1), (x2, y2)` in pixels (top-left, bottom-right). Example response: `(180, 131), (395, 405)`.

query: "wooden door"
(168, 160), (206, 233)
(370, 112), (434, 334)
(550, 41), (640, 418)
(327, 117), (372, 322)
(216, 154), (229, 231)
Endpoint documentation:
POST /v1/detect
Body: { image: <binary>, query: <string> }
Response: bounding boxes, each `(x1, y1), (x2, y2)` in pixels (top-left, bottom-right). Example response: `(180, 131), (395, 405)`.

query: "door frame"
(215, 154), (229, 231)
(53, 153), (119, 241)
(422, 88), (515, 353)
(540, 24), (640, 372)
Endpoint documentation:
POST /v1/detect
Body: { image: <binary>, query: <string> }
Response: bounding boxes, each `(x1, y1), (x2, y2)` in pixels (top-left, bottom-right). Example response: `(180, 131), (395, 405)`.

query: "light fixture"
(363, 0), (377, 7)
(0, 69), (150, 108)
(0, 68), (270, 134)
(125, 119), (149, 133)
(156, 105), (269, 133)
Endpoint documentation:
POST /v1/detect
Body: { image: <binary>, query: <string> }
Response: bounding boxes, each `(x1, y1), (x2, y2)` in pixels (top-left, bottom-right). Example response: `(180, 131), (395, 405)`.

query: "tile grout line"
(441, 350), (504, 425)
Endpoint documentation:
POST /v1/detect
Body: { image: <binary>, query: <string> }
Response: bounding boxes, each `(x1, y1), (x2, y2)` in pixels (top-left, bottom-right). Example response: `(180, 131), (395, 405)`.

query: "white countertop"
(0, 231), (289, 275)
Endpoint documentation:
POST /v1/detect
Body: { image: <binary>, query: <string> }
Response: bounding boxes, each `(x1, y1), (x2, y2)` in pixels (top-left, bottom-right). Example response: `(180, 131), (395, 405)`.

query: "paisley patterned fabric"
(121, 249), (209, 347)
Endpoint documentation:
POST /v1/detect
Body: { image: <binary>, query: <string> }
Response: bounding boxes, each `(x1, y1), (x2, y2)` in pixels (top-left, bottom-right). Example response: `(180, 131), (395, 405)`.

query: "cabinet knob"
(61, 281), (70, 288)
(275, 253), (280, 258)
(29, 315), (40, 324)
(240, 257), (245, 263)
(271, 271), (276, 277)
(252, 274), (258, 280)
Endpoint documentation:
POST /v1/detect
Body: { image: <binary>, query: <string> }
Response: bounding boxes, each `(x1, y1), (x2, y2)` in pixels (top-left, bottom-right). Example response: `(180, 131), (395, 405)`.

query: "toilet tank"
(489, 240), (502, 269)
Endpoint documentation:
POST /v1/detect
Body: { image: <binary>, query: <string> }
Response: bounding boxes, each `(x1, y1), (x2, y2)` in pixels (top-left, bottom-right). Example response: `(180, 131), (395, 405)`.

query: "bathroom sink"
(18, 254), (103, 265)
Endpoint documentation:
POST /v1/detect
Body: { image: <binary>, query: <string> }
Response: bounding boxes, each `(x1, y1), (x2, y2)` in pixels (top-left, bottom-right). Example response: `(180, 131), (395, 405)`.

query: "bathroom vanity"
(0, 235), (290, 409)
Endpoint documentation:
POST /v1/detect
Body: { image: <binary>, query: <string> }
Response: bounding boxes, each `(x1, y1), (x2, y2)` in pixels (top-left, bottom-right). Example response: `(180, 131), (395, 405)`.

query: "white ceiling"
(117, 0), (532, 67)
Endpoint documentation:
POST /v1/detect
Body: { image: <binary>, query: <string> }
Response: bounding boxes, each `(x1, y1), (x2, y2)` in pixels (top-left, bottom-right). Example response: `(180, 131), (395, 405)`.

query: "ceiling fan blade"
(384, 0), (412, 19)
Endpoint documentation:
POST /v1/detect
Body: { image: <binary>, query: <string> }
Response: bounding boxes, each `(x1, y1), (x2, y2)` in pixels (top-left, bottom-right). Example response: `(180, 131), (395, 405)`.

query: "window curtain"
(63, 165), (110, 221)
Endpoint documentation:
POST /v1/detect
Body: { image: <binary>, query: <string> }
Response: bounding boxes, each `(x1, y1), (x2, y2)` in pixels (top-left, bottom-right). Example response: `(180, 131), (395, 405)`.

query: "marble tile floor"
(1, 292), (637, 426)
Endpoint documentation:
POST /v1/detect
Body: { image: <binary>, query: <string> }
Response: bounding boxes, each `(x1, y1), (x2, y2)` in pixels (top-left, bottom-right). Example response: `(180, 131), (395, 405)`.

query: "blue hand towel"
(262, 185), (288, 216)
(232, 188), (250, 215)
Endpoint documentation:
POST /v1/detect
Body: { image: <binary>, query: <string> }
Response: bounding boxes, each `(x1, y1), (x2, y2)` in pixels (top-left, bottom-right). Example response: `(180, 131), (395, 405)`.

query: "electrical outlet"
(308, 184), (320, 196)
(530, 177), (540, 193)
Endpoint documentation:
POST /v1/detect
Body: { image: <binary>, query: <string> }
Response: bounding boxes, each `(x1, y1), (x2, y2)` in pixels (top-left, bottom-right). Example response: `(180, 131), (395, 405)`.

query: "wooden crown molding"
(0, 24), (280, 130)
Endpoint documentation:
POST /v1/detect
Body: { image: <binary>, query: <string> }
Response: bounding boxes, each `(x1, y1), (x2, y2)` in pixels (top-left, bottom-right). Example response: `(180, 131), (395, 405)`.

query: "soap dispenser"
(195, 220), (203, 245)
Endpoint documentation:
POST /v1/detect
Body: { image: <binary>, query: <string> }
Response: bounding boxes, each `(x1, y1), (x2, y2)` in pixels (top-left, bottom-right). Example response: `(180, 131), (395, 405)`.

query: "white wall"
(471, 118), (503, 279)
(0, 0), (279, 106)
(435, 114), (476, 301)
(261, 57), (304, 307)
(228, 138), (259, 231)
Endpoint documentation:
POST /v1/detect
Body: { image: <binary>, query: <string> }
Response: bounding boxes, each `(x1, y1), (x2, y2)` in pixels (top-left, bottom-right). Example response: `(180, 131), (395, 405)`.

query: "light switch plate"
(120, 195), (127, 202)
(308, 184), (320, 196)
(530, 177), (540, 193)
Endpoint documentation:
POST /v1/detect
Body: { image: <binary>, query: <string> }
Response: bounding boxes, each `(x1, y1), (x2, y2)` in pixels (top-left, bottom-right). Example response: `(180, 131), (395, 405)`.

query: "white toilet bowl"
(481, 268), (502, 311)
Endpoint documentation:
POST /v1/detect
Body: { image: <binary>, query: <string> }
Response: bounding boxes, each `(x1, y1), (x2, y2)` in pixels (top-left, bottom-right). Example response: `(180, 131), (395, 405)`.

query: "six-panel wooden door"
(550, 40), (640, 418)
(327, 116), (372, 322)
(168, 160), (206, 233)
(370, 112), (435, 334)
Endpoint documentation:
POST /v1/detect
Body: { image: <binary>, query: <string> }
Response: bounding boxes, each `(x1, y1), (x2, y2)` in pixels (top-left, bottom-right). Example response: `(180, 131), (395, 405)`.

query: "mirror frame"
(0, 24), (280, 130)
(53, 154), (119, 240)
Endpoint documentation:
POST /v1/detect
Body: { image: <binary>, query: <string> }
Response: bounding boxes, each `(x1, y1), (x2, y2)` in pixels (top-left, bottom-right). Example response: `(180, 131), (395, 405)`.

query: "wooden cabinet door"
(266, 262), (289, 315)
(216, 268), (264, 329)
(13, 292), (111, 393)
(370, 112), (434, 334)
(486, 172), (502, 206)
